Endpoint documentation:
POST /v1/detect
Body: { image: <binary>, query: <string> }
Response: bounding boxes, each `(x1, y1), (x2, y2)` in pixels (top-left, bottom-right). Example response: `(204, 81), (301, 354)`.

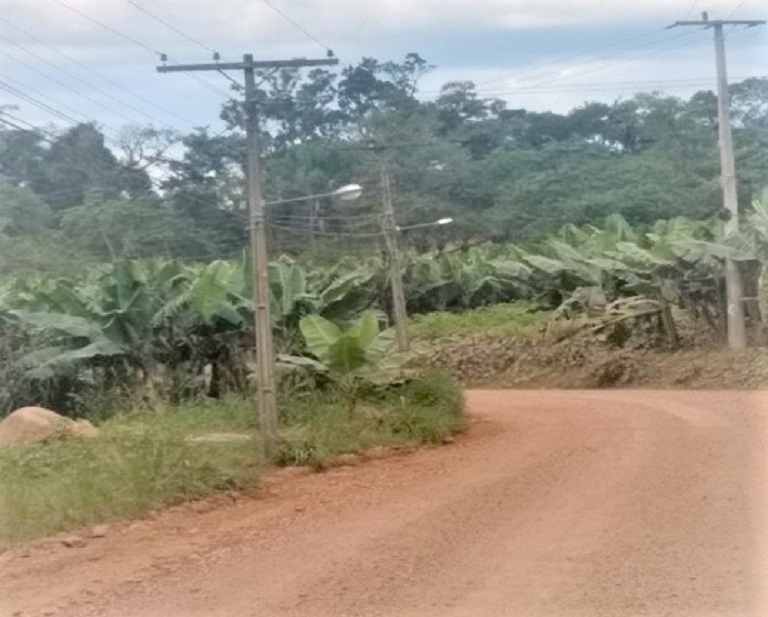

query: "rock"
(89, 524), (110, 539)
(61, 535), (86, 548)
(0, 407), (98, 445)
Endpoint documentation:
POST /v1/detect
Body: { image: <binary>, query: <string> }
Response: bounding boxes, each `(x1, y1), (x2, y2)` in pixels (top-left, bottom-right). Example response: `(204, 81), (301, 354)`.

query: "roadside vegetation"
(410, 303), (550, 341)
(1, 57), (767, 548)
(0, 371), (463, 546)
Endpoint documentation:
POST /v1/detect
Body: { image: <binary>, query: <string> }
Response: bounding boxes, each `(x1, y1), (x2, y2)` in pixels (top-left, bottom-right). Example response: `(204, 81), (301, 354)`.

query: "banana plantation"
(1, 192), (766, 416)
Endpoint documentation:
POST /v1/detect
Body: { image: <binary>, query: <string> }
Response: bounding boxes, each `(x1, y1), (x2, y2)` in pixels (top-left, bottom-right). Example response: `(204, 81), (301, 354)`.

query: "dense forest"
(1, 53), (767, 272)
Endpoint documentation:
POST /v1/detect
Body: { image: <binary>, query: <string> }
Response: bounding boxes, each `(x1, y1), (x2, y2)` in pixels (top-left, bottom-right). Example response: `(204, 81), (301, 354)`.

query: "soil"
(416, 334), (768, 390)
(2, 390), (767, 617)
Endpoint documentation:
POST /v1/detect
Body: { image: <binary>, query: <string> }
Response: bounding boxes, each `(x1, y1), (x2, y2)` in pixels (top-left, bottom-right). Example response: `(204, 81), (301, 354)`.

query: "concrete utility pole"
(669, 13), (765, 350)
(158, 54), (338, 456)
(379, 160), (410, 352)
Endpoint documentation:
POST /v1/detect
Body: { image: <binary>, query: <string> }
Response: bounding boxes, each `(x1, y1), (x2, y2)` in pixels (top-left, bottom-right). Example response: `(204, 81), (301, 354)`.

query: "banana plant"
(286, 311), (405, 411)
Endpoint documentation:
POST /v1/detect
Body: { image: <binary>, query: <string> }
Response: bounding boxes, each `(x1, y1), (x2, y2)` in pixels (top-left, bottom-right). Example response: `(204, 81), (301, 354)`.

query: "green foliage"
(0, 400), (261, 545)
(0, 184), (53, 236)
(59, 198), (208, 259)
(276, 370), (464, 468)
(2, 195), (768, 416)
(0, 375), (463, 544)
(299, 311), (399, 379)
(409, 303), (551, 341)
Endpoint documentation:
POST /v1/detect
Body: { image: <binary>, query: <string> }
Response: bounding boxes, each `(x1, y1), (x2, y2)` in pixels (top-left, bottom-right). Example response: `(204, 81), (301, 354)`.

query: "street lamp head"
(437, 217), (454, 225)
(333, 183), (364, 201)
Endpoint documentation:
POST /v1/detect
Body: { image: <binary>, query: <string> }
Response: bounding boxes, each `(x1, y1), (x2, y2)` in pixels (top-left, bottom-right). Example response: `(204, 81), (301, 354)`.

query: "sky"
(0, 0), (765, 140)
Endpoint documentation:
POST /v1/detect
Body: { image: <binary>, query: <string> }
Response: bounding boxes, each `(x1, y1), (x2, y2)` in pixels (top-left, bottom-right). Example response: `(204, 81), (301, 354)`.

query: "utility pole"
(669, 13), (765, 350)
(158, 54), (338, 456)
(379, 160), (410, 352)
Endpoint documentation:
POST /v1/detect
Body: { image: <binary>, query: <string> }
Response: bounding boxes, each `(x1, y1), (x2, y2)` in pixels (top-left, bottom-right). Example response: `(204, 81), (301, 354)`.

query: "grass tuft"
(276, 371), (465, 468)
(409, 302), (550, 341)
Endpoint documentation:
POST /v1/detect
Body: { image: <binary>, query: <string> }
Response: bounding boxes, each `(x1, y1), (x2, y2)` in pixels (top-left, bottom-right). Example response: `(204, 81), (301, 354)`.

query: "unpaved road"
(2, 390), (768, 617)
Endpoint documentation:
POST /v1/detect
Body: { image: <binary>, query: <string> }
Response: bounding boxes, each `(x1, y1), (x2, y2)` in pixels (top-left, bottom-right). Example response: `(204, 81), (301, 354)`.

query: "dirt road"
(3, 390), (767, 617)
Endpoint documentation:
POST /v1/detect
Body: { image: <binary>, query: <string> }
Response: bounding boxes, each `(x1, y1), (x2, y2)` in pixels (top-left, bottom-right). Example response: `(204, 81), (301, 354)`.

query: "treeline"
(1, 53), (766, 271)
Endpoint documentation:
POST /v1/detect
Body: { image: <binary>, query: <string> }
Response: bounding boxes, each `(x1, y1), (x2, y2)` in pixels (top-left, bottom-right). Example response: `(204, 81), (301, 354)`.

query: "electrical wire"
(268, 222), (383, 238)
(468, 25), (711, 102)
(48, 0), (233, 100)
(446, 79), (764, 99)
(474, 27), (670, 88)
(0, 78), (96, 133)
(124, 0), (219, 55)
(261, 0), (334, 56)
(0, 39), (153, 128)
(122, 0), (245, 93)
(0, 74), (126, 146)
(463, 76), (753, 96)
(728, 0), (750, 18)
(684, 0), (702, 19)
(464, 27), (710, 98)
(0, 15), (196, 128)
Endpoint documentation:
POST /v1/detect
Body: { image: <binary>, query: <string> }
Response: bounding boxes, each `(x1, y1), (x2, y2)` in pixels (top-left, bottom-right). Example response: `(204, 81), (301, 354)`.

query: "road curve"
(3, 390), (767, 617)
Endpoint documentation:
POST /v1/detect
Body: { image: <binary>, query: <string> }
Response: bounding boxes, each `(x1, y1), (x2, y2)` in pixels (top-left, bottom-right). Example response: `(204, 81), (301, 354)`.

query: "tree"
(0, 123), (46, 188)
(0, 184), (53, 236)
(59, 197), (209, 259)
(31, 123), (152, 210)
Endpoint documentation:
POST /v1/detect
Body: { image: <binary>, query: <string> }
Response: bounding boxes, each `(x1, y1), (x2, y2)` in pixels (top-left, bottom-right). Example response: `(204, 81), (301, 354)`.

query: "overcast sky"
(0, 0), (765, 139)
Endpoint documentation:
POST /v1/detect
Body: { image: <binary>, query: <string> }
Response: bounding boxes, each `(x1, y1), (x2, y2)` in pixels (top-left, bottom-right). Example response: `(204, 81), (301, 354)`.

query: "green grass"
(0, 374), (465, 545)
(409, 302), (551, 341)
(277, 371), (465, 468)
(0, 398), (261, 546)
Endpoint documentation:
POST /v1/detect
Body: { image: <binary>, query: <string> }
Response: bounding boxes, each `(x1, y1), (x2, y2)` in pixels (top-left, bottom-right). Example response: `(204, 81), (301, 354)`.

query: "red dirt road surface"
(3, 390), (768, 617)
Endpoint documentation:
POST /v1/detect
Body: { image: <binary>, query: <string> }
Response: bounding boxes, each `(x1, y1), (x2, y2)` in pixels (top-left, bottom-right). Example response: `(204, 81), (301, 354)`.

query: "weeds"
(409, 303), (550, 341)
(0, 399), (260, 546)
(277, 371), (465, 468)
(0, 374), (465, 545)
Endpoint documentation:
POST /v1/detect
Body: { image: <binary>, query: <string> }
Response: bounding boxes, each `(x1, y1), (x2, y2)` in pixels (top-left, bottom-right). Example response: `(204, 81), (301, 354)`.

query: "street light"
(397, 217), (454, 232)
(264, 183), (363, 207)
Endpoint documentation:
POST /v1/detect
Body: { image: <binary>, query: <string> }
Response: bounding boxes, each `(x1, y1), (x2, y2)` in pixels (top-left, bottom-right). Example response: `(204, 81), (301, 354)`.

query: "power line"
(684, 0), (701, 19)
(122, 0), (243, 93)
(475, 27), (670, 88)
(124, 0), (218, 55)
(423, 75), (756, 97)
(268, 222), (382, 238)
(460, 76), (763, 97)
(261, 0), (334, 56)
(470, 26), (711, 101)
(0, 37), (153, 128)
(0, 77), (93, 132)
(476, 27), (709, 96)
(48, 0), (233, 100)
(0, 15), (197, 127)
(728, 0), (750, 18)
(0, 73), (126, 145)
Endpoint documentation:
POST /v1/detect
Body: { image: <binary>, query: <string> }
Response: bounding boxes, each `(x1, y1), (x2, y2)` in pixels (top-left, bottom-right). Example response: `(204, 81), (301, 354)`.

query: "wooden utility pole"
(669, 13), (765, 350)
(379, 161), (409, 352)
(158, 54), (338, 456)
